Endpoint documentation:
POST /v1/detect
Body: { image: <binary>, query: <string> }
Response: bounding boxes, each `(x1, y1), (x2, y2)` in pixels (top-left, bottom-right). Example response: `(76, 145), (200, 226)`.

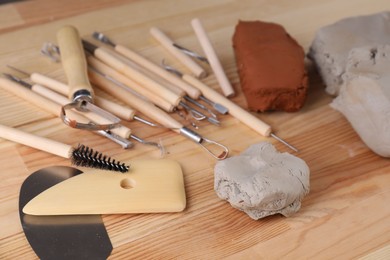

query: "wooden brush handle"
(150, 27), (206, 79)
(115, 44), (202, 99)
(0, 124), (73, 158)
(89, 68), (183, 132)
(31, 72), (136, 121)
(87, 56), (175, 112)
(57, 25), (94, 101)
(94, 47), (181, 106)
(191, 18), (235, 97)
(183, 74), (272, 136)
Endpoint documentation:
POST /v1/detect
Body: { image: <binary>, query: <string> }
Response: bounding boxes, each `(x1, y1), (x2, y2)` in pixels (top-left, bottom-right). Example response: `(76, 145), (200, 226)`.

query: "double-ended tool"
(162, 64), (299, 152)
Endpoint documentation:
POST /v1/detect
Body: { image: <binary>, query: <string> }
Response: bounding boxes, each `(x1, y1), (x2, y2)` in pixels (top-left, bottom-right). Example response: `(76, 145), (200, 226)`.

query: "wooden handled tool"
(182, 74), (271, 136)
(0, 123), (129, 172)
(150, 27), (207, 79)
(182, 74), (298, 152)
(113, 43), (202, 99)
(88, 68), (183, 131)
(88, 68), (229, 159)
(0, 123), (74, 158)
(0, 77), (132, 147)
(191, 18), (235, 97)
(57, 26), (120, 131)
(87, 55), (175, 112)
(29, 72), (136, 121)
(82, 40), (182, 107)
(32, 84), (132, 139)
(57, 25), (94, 101)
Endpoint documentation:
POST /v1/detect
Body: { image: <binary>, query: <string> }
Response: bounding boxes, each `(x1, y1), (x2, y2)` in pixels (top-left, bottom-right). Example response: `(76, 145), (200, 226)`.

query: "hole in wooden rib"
(120, 178), (136, 189)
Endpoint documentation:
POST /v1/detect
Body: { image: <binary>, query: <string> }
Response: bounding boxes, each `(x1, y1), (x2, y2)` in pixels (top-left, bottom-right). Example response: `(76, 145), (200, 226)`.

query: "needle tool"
(162, 64), (299, 152)
(82, 40), (220, 126)
(56, 25), (121, 131)
(87, 63), (229, 160)
(6, 66), (165, 153)
(0, 123), (129, 172)
(92, 32), (226, 117)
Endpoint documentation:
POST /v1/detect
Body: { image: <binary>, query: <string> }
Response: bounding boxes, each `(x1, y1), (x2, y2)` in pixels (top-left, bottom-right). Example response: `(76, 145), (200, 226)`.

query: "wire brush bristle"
(71, 144), (129, 173)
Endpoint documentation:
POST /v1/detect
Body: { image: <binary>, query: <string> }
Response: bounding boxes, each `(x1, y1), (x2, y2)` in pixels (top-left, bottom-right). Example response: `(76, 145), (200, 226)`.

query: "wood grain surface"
(1, 0), (390, 259)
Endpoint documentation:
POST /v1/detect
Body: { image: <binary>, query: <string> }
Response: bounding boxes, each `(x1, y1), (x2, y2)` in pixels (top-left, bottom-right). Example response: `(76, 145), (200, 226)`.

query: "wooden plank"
(0, 0), (389, 259)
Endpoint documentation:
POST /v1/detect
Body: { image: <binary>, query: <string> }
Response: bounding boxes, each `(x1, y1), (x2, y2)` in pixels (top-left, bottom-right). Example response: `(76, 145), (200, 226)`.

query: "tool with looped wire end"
(57, 25), (121, 131)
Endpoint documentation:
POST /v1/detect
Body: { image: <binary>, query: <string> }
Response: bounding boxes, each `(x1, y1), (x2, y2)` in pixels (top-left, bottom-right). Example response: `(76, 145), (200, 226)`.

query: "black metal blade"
(19, 166), (112, 260)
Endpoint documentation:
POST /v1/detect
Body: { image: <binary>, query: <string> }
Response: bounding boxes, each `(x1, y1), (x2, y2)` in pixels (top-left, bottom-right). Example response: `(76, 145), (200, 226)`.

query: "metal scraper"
(19, 166), (112, 259)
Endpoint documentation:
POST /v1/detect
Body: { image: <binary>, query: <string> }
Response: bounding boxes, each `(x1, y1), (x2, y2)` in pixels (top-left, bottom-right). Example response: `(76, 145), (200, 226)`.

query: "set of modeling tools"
(2, 19), (297, 171)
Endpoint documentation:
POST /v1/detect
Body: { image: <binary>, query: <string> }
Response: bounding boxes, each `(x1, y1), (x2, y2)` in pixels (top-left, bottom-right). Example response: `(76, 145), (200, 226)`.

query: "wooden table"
(1, 0), (389, 259)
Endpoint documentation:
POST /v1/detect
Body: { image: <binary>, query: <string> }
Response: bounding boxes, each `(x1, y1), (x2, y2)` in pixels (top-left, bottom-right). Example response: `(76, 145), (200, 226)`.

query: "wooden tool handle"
(150, 27), (207, 79)
(31, 72), (135, 121)
(191, 18), (235, 97)
(32, 85), (132, 139)
(183, 74), (272, 136)
(94, 47), (181, 107)
(87, 56), (175, 112)
(0, 77), (61, 116)
(31, 73), (67, 95)
(57, 25), (94, 101)
(115, 44), (202, 99)
(0, 124), (73, 158)
(89, 68), (183, 132)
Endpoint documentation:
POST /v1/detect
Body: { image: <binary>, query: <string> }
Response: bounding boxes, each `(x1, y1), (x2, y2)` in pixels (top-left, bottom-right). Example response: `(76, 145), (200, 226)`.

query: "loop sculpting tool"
(6, 66), (164, 152)
(87, 64), (229, 160)
(57, 25), (121, 131)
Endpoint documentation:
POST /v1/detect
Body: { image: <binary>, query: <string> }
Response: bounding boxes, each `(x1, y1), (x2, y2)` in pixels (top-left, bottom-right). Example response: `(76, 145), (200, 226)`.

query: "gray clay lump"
(214, 142), (310, 220)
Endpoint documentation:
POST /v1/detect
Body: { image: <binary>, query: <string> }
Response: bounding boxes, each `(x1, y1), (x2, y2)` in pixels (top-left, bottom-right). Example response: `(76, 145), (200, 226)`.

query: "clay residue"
(214, 142), (310, 220)
(232, 20), (308, 112)
(308, 12), (390, 95)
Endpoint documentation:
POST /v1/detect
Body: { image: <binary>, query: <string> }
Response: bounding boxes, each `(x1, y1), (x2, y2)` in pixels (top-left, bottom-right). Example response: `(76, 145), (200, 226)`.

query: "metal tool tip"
(92, 31), (115, 47)
(270, 133), (298, 152)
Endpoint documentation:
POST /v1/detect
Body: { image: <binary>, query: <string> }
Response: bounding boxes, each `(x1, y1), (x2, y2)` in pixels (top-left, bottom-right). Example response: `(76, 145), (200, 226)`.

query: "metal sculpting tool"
(5, 66), (164, 153)
(92, 32), (226, 116)
(87, 62), (229, 160)
(150, 27), (207, 78)
(83, 40), (220, 126)
(4, 73), (165, 151)
(162, 65), (299, 152)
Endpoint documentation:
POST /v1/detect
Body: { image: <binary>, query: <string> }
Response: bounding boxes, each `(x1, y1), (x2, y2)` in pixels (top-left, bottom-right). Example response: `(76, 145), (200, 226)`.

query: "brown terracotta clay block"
(233, 20), (308, 112)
